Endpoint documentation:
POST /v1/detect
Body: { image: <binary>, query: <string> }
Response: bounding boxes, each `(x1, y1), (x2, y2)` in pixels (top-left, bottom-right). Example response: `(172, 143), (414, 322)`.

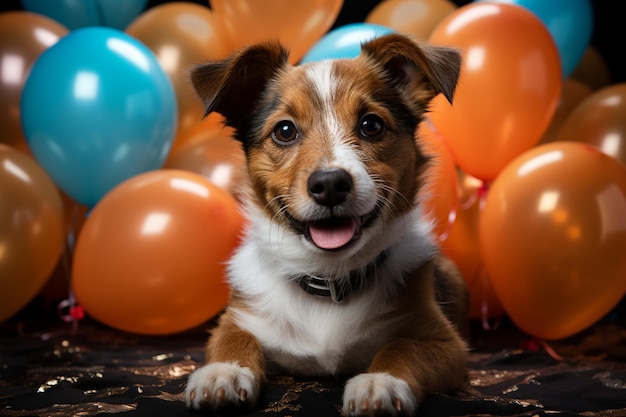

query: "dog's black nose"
(307, 168), (353, 207)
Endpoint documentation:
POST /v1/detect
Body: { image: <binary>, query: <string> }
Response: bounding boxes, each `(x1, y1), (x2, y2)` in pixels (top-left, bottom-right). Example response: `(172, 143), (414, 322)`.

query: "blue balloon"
(21, 27), (177, 208)
(475, 0), (593, 78)
(21, 0), (147, 30)
(300, 23), (395, 64)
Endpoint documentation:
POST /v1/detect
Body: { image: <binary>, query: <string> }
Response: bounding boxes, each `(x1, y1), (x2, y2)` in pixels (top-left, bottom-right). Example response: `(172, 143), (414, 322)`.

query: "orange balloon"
(0, 144), (65, 321)
(441, 172), (504, 321)
(418, 120), (458, 242)
(539, 79), (592, 144)
(557, 83), (626, 166)
(168, 112), (229, 157)
(479, 142), (626, 340)
(571, 46), (611, 91)
(211, 0), (343, 64)
(126, 3), (231, 136)
(72, 170), (244, 335)
(366, 0), (456, 41)
(165, 130), (244, 193)
(0, 12), (68, 153)
(428, 3), (562, 181)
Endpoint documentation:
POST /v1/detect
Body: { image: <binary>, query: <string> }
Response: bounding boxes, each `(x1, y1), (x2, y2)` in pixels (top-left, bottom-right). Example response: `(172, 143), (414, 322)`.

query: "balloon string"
(56, 204), (84, 333)
(437, 204), (457, 244)
(540, 340), (565, 361)
(461, 180), (490, 211)
(477, 181), (490, 211)
(477, 262), (501, 331)
(461, 190), (478, 210)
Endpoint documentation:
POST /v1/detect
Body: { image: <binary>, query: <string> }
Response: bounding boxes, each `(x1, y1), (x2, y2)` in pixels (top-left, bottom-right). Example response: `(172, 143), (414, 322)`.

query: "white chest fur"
(225, 207), (437, 376)
(229, 269), (398, 376)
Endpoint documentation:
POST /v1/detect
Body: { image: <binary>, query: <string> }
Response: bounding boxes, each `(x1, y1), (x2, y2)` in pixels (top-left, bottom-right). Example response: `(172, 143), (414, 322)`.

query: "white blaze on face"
(303, 61), (378, 219)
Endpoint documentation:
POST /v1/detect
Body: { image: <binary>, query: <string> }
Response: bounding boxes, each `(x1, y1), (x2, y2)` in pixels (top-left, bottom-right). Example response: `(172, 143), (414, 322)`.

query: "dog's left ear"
(361, 34), (461, 104)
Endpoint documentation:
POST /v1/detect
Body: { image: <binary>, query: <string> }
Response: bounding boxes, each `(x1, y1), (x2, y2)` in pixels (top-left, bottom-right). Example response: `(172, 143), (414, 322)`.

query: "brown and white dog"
(185, 33), (468, 416)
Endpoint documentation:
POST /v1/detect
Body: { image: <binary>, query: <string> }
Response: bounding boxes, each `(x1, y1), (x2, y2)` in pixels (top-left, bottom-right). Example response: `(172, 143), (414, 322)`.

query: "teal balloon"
(300, 23), (394, 64)
(21, 27), (177, 208)
(21, 0), (148, 30)
(475, 0), (593, 78)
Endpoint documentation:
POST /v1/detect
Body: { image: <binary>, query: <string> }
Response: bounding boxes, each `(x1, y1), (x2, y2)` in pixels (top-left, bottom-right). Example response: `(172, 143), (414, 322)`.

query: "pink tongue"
(309, 218), (357, 250)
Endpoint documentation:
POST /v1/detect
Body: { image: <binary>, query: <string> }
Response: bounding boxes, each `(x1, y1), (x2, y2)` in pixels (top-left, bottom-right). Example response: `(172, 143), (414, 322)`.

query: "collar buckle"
(294, 250), (388, 303)
(297, 275), (345, 303)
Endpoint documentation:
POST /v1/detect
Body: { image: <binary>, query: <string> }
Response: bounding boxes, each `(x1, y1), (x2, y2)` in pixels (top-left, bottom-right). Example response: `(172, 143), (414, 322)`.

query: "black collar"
(294, 250), (388, 303)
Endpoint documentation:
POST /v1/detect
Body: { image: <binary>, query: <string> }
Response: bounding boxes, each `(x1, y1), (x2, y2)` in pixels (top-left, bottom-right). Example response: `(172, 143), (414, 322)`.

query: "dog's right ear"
(190, 42), (290, 139)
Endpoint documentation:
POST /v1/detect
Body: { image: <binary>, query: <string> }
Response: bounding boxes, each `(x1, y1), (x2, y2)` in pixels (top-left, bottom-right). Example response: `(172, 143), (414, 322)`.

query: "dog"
(184, 33), (468, 416)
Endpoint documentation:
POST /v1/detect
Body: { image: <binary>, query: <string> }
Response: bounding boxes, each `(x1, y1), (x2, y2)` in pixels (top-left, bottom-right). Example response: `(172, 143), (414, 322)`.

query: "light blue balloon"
(475, 0), (593, 78)
(300, 23), (395, 64)
(21, 0), (147, 30)
(21, 27), (177, 208)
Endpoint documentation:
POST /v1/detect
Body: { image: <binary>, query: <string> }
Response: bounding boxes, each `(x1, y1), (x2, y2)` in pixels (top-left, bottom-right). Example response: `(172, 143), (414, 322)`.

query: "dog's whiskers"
(265, 193), (293, 250)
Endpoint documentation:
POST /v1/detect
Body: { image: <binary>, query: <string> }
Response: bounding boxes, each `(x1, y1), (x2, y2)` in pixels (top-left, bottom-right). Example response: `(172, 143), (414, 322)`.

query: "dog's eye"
(272, 121), (299, 145)
(359, 114), (385, 139)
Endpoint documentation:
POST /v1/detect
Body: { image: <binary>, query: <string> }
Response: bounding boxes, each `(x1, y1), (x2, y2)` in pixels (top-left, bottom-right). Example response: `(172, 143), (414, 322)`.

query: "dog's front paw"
(342, 373), (417, 416)
(185, 362), (260, 411)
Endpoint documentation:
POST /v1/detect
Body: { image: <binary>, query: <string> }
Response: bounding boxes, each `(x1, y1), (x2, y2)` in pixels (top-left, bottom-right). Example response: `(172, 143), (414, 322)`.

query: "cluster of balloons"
(415, 1), (626, 340)
(2, 0), (625, 340)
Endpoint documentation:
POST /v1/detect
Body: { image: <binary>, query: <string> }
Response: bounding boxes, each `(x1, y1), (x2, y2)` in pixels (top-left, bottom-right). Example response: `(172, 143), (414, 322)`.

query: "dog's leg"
(185, 311), (266, 411)
(342, 259), (468, 416)
(342, 335), (466, 416)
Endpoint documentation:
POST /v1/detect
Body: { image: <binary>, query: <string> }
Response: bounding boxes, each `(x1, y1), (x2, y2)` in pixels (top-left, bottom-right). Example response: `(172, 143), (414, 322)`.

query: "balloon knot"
(57, 298), (84, 323)
(70, 305), (85, 320)
(477, 181), (490, 197)
(520, 337), (564, 361)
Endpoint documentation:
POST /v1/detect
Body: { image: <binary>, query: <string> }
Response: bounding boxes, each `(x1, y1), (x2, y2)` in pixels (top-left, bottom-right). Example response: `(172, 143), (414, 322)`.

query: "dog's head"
(191, 34), (460, 258)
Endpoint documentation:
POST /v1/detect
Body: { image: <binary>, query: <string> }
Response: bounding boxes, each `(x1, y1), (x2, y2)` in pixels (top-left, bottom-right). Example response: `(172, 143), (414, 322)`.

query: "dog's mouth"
(306, 217), (361, 250)
(283, 205), (381, 251)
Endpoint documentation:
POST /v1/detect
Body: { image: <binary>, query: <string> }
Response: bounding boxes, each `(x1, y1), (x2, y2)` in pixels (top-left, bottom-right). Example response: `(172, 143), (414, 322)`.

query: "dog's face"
(191, 34), (460, 257)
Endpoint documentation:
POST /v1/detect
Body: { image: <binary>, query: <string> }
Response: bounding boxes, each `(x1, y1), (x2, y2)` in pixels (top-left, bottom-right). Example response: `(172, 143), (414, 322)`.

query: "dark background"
(1, 0), (624, 84)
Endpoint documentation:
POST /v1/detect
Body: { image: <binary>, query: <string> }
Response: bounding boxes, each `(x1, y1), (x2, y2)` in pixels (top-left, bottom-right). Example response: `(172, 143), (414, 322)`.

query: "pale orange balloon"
(168, 112), (229, 157)
(418, 121), (458, 242)
(165, 130), (244, 194)
(441, 171), (504, 321)
(126, 3), (231, 136)
(428, 3), (562, 181)
(72, 170), (244, 335)
(539, 79), (592, 144)
(366, 0), (456, 41)
(557, 83), (626, 166)
(571, 46), (611, 91)
(0, 145), (65, 321)
(0, 12), (68, 153)
(479, 142), (626, 340)
(211, 0), (343, 64)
